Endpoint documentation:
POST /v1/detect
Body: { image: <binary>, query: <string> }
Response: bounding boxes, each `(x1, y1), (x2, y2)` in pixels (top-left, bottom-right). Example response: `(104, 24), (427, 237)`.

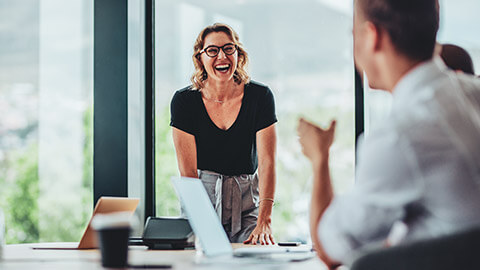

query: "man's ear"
(365, 21), (382, 53)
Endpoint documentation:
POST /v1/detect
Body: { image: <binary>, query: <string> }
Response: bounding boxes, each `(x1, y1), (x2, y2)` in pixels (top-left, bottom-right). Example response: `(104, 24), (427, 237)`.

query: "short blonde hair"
(191, 23), (250, 90)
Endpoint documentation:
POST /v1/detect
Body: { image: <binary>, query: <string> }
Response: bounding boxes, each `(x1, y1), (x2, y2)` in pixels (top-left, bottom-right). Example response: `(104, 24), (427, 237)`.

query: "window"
(0, 0), (93, 243)
(154, 0), (354, 241)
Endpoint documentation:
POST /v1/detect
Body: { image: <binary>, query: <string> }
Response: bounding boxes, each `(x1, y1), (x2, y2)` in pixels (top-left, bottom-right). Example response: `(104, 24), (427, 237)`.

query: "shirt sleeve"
(255, 87), (278, 131)
(318, 122), (423, 263)
(170, 90), (196, 135)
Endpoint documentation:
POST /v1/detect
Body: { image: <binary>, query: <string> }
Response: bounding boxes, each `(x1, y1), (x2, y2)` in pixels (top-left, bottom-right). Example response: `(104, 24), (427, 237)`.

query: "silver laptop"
(171, 176), (314, 262)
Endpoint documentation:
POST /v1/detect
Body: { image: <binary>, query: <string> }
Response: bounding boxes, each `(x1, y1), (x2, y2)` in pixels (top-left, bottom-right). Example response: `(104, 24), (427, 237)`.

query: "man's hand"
(297, 118), (336, 163)
(243, 219), (275, 245)
(297, 117), (340, 268)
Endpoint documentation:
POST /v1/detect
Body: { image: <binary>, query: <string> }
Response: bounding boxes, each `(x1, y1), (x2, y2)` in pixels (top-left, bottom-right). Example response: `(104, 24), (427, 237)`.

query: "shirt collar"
(392, 56), (448, 108)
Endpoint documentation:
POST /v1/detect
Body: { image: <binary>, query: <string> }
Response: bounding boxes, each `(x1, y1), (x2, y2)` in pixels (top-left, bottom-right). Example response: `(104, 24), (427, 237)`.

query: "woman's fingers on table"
(244, 232), (277, 245)
(260, 233), (266, 245)
(269, 234), (276, 245)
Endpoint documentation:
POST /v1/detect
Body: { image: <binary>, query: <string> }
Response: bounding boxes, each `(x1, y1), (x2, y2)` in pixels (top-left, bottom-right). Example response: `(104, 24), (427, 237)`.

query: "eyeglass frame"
(197, 43), (238, 58)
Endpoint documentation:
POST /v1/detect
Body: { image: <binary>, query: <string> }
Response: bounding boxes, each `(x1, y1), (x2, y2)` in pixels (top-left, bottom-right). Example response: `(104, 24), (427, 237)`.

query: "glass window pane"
(0, 0), (93, 243)
(155, 0), (354, 242)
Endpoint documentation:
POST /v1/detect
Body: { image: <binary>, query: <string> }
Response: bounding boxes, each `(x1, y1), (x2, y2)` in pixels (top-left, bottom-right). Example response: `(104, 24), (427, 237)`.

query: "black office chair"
(351, 227), (480, 270)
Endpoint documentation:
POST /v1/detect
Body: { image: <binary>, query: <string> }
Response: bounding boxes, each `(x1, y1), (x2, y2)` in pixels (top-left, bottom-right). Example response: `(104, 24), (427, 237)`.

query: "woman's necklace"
(203, 96), (224, 104)
(201, 90), (225, 104)
(201, 83), (243, 104)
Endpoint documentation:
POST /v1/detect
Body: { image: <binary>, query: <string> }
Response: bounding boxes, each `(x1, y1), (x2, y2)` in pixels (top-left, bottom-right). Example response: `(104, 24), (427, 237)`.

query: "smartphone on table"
(278, 241), (301, 247)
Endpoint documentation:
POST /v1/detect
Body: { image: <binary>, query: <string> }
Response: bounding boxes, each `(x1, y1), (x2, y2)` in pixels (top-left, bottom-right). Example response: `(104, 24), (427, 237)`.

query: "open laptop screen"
(172, 176), (233, 257)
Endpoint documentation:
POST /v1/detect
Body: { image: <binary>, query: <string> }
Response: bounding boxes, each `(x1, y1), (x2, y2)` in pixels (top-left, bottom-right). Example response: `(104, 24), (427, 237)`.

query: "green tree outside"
(1, 143), (39, 244)
(0, 106), (93, 244)
(155, 106), (181, 216)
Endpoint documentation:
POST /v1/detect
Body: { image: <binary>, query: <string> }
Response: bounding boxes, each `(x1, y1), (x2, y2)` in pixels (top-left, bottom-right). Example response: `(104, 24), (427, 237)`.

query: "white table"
(0, 243), (329, 269)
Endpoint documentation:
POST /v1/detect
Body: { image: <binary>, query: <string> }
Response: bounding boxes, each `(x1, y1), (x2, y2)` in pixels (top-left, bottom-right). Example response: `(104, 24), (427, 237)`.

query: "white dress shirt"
(318, 57), (480, 263)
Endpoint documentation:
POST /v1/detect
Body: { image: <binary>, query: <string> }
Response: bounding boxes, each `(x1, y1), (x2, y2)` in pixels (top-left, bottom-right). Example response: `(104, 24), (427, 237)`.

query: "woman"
(170, 23), (277, 245)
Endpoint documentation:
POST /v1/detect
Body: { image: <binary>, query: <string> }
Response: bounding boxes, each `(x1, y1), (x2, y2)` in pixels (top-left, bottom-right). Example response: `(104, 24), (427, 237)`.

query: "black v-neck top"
(170, 81), (277, 175)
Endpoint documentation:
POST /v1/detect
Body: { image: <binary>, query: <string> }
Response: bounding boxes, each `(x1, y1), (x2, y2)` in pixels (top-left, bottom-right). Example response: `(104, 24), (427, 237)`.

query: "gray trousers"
(198, 170), (259, 243)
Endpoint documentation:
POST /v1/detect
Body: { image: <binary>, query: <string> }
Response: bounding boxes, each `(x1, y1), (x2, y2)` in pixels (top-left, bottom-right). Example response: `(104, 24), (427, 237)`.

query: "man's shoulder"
(455, 73), (480, 94)
(429, 71), (480, 113)
(388, 72), (480, 145)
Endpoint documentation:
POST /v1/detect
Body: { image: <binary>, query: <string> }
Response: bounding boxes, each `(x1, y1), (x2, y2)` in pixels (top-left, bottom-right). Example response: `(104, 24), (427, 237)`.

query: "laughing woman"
(170, 23), (277, 245)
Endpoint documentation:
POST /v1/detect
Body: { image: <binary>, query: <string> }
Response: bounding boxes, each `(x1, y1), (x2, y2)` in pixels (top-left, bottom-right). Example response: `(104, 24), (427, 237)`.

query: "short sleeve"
(170, 90), (197, 135)
(255, 87), (278, 131)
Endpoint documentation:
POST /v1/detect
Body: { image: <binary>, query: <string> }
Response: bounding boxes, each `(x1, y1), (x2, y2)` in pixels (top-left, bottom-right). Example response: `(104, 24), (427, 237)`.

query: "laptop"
(33, 196), (139, 250)
(171, 176), (314, 262)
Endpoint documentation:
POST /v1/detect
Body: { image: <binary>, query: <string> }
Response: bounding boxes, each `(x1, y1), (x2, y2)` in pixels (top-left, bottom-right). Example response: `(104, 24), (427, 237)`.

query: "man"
(298, 0), (480, 268)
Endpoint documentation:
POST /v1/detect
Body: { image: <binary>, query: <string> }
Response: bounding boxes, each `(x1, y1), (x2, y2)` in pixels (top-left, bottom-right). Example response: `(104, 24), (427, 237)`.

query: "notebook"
(171, 176), (314, 262)
(32, 196), (139, 250)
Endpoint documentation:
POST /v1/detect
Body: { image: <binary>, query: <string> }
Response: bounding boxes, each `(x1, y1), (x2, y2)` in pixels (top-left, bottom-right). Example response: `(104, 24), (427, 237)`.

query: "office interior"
(0, 0), (479, 267)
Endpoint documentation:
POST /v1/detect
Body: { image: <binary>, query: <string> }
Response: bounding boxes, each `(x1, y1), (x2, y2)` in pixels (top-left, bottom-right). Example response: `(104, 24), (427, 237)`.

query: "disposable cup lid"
(91, 211), (134, 230)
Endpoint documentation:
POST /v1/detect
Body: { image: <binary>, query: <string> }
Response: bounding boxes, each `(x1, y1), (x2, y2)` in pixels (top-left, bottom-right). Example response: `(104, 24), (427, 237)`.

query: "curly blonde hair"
(191, 23), (250, 90)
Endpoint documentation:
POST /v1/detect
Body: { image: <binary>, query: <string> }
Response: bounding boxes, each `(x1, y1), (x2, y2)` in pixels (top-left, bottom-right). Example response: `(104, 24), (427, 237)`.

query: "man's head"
(354, 0), (439, 90)
(440, 44), (475, 75)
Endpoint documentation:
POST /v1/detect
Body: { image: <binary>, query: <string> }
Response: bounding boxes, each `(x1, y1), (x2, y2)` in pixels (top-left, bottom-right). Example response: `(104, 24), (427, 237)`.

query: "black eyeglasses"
(198, 43), (238, 58)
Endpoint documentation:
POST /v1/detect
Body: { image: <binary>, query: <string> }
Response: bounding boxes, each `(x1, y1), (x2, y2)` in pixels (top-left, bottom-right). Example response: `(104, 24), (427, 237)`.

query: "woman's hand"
(243, 219), (275, 245)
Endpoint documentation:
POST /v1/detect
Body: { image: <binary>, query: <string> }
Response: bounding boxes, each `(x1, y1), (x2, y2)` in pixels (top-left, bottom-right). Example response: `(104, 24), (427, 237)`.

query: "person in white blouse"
(297, 0), (480, 268)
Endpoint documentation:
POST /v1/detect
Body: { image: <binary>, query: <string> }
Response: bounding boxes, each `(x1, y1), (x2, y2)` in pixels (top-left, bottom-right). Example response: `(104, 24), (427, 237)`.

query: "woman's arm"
(244, 124), (277, 245)
(172, 127), (198, 178)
